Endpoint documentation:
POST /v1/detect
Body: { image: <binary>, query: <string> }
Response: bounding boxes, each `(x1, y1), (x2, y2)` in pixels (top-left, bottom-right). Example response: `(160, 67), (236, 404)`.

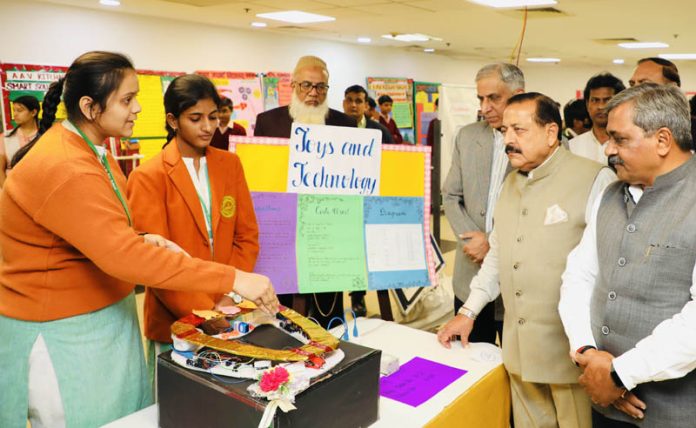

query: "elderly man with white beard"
(254, 55), (356, 137)
(253, 55), (355, 327)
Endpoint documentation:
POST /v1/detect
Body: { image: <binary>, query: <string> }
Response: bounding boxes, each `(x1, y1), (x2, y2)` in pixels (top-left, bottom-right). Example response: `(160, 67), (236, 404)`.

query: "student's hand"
(460, 231), (489, 264)
(232, 270), (279, 316)
(437, 314), (475, 349)
(142, 234), (190, 256)
(214, 295), (236, 311)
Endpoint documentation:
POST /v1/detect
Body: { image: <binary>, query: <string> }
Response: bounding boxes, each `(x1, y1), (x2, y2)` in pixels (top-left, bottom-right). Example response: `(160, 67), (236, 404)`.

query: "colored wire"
(510, 7), (529, 66)
(326, 316), (348, 340)
(343, 308), (359, 338)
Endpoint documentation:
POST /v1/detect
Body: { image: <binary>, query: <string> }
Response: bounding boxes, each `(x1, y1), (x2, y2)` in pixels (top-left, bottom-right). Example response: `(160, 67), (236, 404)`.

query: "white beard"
(288, 92), (329, 125)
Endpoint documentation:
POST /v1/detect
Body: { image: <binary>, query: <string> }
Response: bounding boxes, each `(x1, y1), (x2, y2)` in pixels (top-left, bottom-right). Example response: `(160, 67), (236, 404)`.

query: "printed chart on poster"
(229, 125), (434, 295)
(198, 71), (264, 135)
(0, 63), (67, 130)
(262, 71), (292, 111)
(366, 76), (414, 129)
(414, 82), (440, 146)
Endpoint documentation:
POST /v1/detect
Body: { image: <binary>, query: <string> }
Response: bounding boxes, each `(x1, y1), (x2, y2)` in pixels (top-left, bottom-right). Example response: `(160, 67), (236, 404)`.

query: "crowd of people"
(0, 50), (694, 428)
(438, 59), (696, 428)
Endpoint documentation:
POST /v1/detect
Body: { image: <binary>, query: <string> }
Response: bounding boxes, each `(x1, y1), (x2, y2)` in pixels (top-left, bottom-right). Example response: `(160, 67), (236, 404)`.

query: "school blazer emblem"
(221, 196), (236, 218)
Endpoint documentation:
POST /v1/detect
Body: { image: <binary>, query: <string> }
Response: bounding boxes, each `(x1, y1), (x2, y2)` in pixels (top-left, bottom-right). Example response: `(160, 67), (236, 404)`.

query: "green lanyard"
(195, 162), (214, 253)
(73, 123), (132, 226)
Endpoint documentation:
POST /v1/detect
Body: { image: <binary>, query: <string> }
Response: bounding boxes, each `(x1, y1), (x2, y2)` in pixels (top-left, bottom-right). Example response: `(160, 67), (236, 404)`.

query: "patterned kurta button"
(608, 291), (617, 300)
(626, 224), (636, 233)
(617, 257), (626, 267)
(601, 325), (610, 335)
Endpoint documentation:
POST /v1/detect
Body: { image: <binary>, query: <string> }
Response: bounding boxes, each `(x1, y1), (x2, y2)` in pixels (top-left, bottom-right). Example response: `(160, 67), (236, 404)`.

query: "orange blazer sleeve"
(34, 169), (235, 295)
(228, 155), (259, 272)
(127, 162), (218, 316)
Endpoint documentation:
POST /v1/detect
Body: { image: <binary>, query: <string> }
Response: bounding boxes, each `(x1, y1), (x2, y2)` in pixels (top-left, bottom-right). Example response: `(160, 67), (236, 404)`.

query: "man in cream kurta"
(438, 93), (615, 428)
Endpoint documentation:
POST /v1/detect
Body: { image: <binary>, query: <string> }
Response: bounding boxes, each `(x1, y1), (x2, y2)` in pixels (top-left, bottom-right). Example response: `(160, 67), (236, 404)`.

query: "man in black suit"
(253, 56), (355, 326)
(343, 85), (395, 145)
(254, 56), (356, 137)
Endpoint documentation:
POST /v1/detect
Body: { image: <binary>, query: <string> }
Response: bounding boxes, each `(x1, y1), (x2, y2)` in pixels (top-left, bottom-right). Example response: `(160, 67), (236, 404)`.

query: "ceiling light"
(659, 53), (696, 60)
(424, 48), (435, 53)
(256, 11), (335, 24)
(251, 22), (267, 28)
(99, 0), (120, 5)
(357, 37), (372, 44)
(613, 58), (625, 64)
(467, 0), (557, 8)
(526, 57), (560, 63)
(381, 33), (441, 42)
(618, 42), (669, 49)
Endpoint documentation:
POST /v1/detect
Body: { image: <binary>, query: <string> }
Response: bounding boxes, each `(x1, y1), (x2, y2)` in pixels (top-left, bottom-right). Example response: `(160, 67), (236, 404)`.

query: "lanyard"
(73, 123), (132, 226)
(195, 162), (214, 253)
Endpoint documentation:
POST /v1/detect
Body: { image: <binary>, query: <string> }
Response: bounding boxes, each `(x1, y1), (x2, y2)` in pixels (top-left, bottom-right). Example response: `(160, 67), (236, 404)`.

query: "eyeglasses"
(295, 81), (330, 94)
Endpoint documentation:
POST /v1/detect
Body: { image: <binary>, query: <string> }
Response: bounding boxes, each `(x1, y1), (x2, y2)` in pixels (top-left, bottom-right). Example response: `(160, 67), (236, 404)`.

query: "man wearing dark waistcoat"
(439, 93), (615, 428)
(559, 83), (696, 428)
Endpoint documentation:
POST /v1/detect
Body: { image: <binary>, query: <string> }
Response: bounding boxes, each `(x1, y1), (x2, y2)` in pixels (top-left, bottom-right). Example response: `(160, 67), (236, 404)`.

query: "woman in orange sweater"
(127, 74), (260, 371)
(0, 51), (278, 428)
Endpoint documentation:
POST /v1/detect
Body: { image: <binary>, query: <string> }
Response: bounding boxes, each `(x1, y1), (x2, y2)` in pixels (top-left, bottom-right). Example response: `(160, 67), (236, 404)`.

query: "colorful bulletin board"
(131, 69), (184, 162)
(367, 77), (414, 129)
(0, 63), (67, 131)
(229, 130), (434, 295)
(262, 71), (292, 111)
(414, 82), (439, 146)
(198, 71), (264, 135)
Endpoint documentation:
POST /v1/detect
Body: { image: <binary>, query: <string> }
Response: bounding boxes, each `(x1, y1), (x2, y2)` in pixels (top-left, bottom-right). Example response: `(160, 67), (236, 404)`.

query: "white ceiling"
(37, 0), (696, 66)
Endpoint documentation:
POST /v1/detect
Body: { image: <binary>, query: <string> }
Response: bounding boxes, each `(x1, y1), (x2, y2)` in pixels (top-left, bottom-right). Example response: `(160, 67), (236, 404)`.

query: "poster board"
(438, 84), (479, 188)
(414, 81), (440, 146)
(0, 63), (67, 131)
(197, 71), (264, 135)
(229, 129), (435, 295)
(262, 71), (292, 111)
(366, 77), (414, 131)
(131, 69), (184, 162)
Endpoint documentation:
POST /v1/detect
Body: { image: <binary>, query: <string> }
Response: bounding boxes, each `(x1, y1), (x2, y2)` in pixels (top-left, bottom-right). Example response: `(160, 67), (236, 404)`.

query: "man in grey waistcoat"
(439, 93), (615, 428)
(442, 63), (524, 344)
(559, 83), (696, 428)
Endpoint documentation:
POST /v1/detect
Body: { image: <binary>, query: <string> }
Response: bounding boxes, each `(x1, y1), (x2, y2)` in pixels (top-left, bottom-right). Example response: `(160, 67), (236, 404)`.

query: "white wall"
(7, 0), (694, 108)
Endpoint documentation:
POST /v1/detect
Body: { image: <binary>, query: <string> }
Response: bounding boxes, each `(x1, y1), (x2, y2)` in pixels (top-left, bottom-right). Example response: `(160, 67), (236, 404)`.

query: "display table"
(104, 318), (510, 428)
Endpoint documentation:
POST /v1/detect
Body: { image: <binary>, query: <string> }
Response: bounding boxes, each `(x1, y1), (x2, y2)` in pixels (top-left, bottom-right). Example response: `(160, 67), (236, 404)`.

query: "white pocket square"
(544, 204), (568, 225)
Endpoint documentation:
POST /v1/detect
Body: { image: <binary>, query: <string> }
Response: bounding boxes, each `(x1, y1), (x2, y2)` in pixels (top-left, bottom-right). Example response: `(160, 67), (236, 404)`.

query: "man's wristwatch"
(457, 306), (477, 320)
(610, 363), (625, 389)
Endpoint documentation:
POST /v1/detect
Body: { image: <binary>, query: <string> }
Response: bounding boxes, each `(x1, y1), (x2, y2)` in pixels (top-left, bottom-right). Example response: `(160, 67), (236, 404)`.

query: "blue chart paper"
(363, 196), (429, 290)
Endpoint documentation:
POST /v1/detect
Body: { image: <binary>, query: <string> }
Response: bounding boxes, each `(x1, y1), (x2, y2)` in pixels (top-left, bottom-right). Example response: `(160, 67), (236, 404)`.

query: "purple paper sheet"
(379, 357), (467, 407)
(251, 192), (298, 294)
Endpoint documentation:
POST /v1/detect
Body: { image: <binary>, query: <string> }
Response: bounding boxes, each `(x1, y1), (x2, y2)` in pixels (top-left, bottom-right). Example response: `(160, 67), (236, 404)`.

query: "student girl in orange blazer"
(127, 74), (260, 360)
(0, 52), (277, 428)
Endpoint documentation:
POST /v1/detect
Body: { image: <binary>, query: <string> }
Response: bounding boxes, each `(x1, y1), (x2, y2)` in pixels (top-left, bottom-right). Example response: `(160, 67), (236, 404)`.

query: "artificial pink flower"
(259, 367), (290, 392)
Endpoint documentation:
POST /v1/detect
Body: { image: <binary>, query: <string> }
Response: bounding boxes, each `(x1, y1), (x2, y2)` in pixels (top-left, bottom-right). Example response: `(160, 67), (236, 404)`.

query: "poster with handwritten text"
(287, 124), (382, 196)
(251, 192), (298, 295)
(296, 195), (368, 293)
(364, 197), (429, 289)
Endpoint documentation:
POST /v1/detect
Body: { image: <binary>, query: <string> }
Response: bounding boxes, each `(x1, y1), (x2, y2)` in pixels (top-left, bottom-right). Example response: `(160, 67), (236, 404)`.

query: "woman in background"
(0, 51), (277, 428)
(0, 95), (40, 186)
(127, 74), (259, 375)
